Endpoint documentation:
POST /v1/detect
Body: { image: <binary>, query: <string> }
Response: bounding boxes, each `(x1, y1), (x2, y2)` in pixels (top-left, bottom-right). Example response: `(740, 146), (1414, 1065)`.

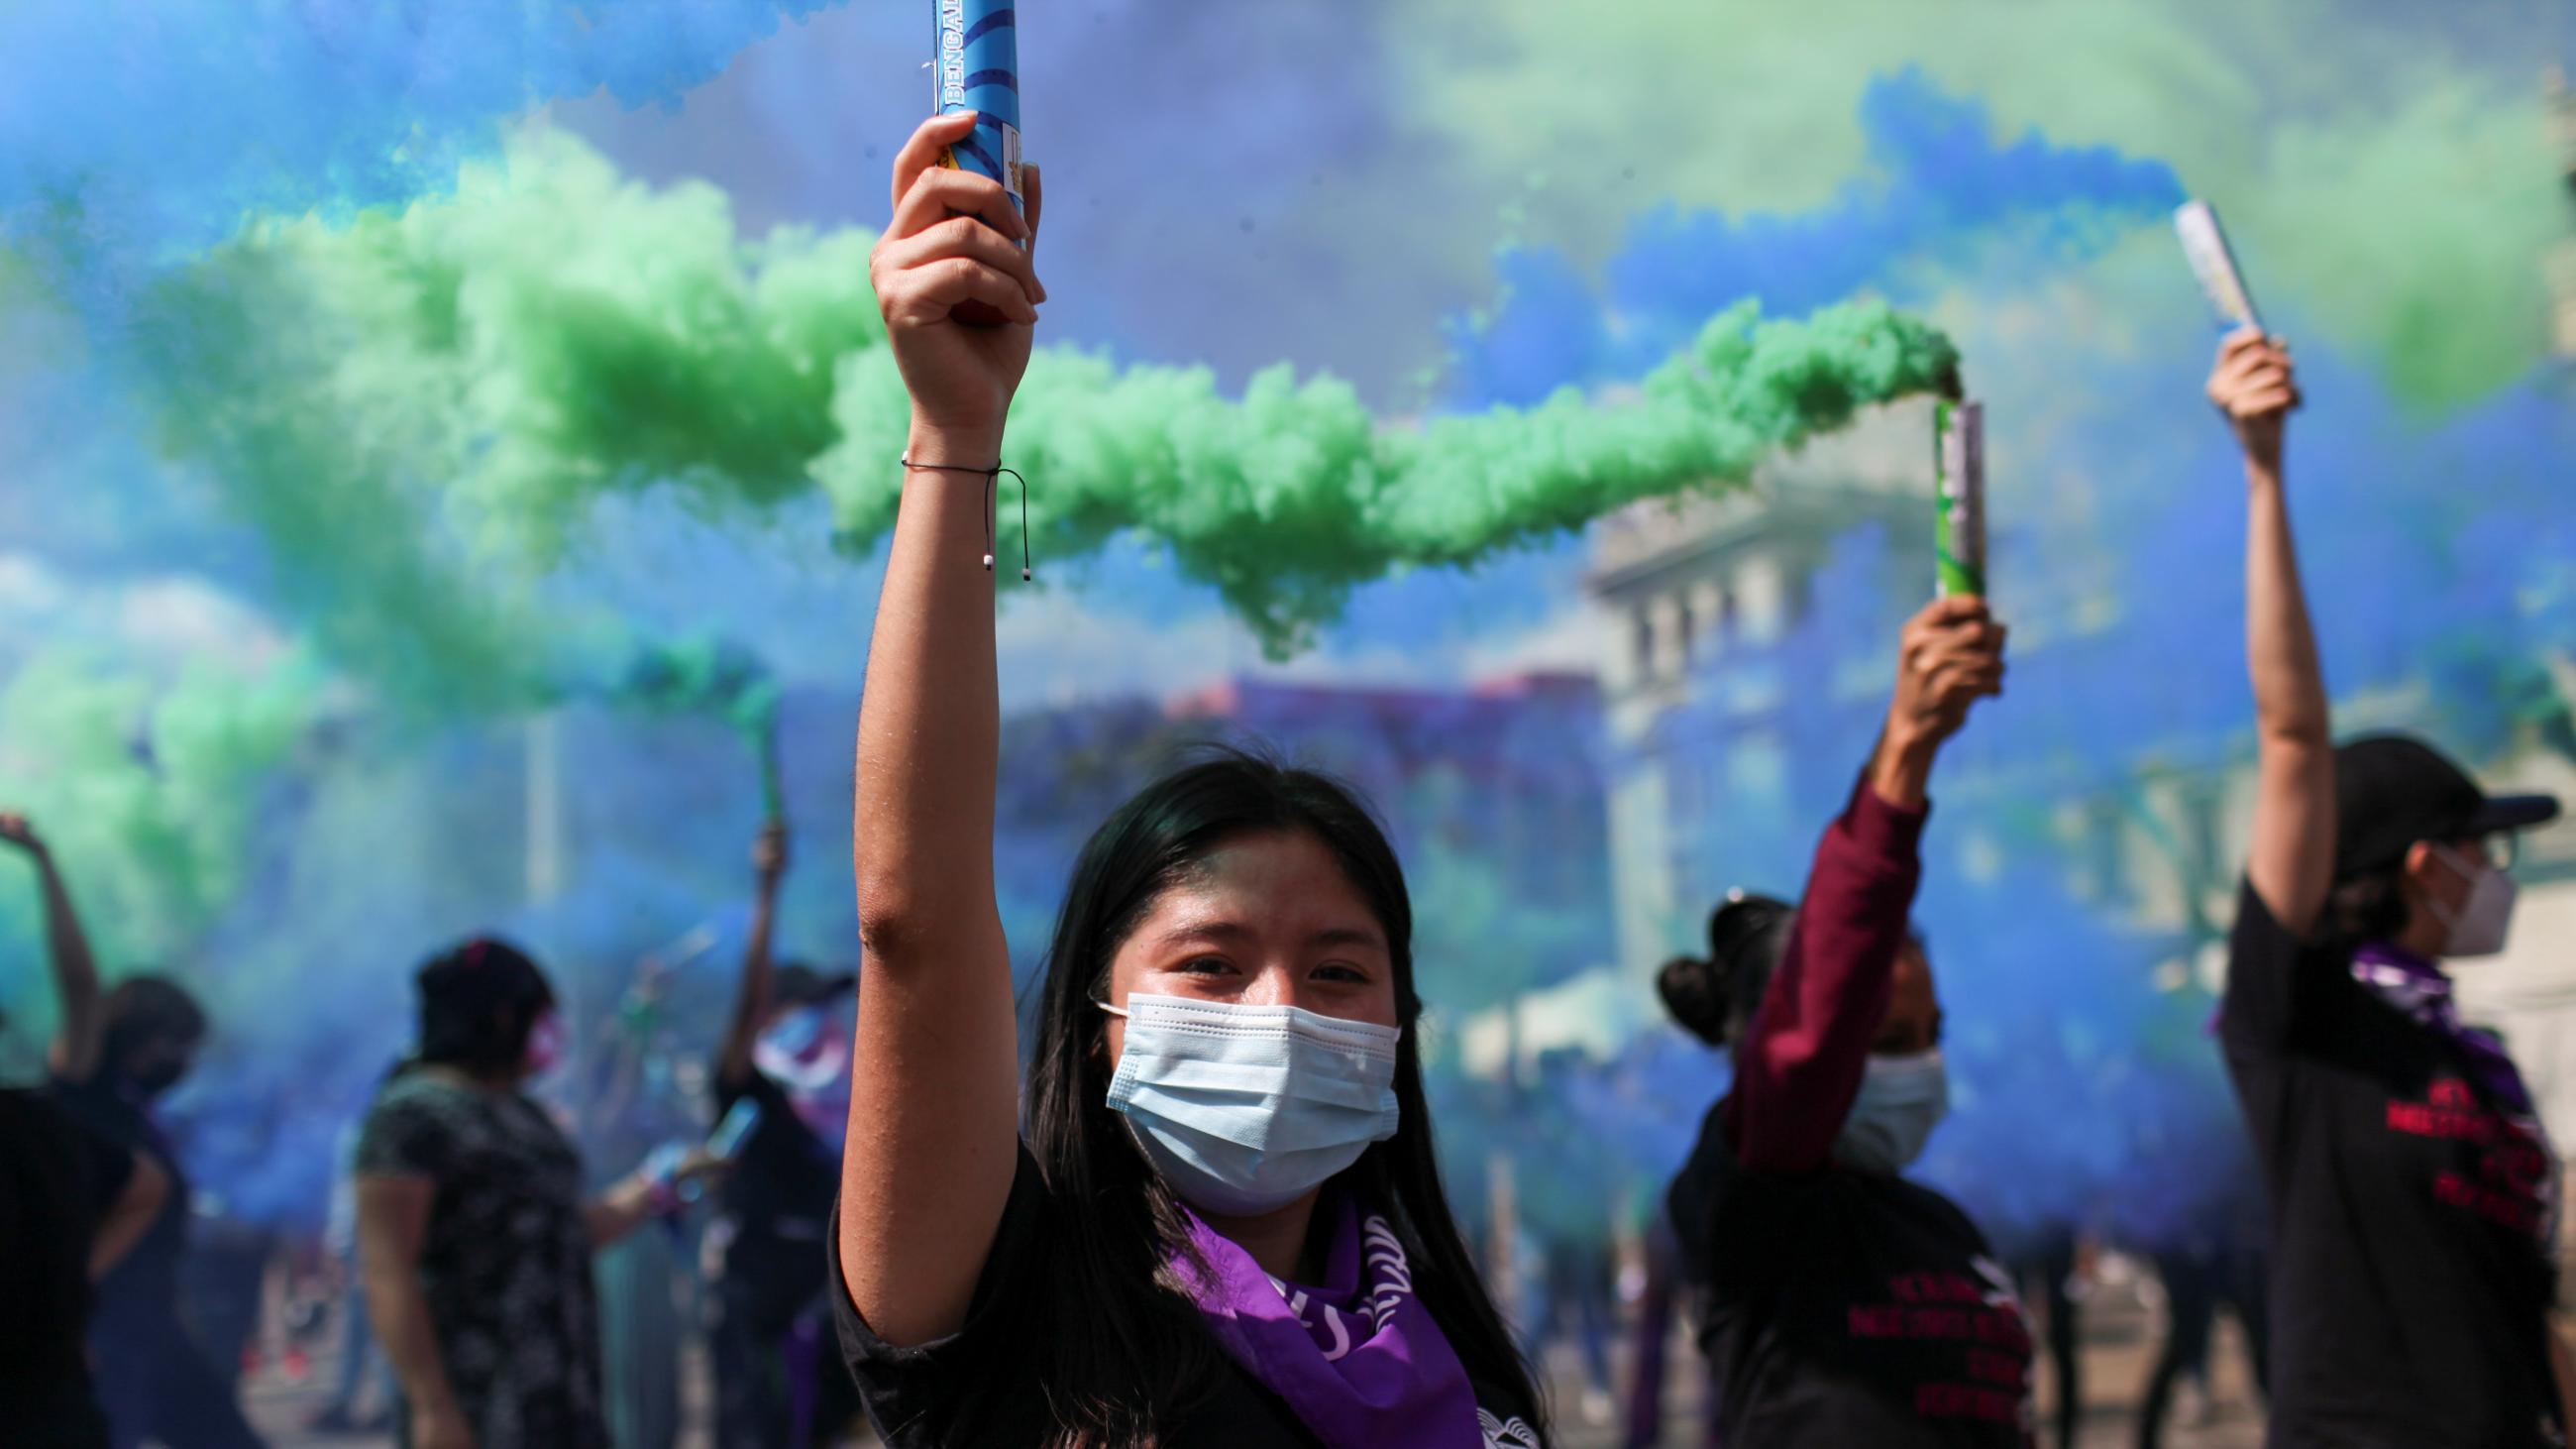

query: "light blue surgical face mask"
(1833, 1049), (1949, 1174)
(1101, 993), (1402, 1216)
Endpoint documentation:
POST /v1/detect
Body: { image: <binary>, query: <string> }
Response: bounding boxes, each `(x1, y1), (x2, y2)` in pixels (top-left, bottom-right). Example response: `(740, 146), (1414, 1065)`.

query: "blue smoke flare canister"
(933, 0), (1022, 213)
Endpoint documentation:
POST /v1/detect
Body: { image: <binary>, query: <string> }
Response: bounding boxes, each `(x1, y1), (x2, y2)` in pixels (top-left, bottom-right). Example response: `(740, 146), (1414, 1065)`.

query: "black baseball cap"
(2332, 735), (2560, 881)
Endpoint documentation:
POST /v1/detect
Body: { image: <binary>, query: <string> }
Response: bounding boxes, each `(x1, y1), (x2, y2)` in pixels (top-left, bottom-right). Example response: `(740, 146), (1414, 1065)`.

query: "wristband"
(900, 455), (1032, 580)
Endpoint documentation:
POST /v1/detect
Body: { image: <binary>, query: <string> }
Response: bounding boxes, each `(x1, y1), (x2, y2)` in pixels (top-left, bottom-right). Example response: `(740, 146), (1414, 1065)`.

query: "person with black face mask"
(1661, 597), (2033, 1446)
(2209, 328), (2569, 1445)
(3, 812), (266, 1449)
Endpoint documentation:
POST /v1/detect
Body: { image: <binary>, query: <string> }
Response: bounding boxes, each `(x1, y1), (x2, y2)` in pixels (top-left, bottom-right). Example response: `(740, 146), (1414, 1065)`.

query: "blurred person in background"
(710, 818), (868, 1447)
(2, 1003), (171, 1449)
(6, 811), (267, 1449)
(1662, 597), (2032, 1446)
(355, 937), (717, 1449)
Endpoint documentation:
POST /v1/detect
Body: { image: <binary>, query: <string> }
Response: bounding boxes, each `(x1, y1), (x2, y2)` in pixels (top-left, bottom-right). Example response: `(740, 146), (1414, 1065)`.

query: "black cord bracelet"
(899, 456), (1032, 581)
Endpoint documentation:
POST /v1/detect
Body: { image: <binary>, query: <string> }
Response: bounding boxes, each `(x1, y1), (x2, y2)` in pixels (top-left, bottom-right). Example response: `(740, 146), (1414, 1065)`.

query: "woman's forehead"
(1130, 836), (1383, 944)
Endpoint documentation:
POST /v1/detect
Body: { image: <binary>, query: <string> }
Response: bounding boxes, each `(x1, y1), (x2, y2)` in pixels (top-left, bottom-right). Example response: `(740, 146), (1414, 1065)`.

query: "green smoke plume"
(622, 636), (784, 815)
(815, 298), (1955, 653)
(140, 128), (1954, 674)
(0, 651), (323, 969)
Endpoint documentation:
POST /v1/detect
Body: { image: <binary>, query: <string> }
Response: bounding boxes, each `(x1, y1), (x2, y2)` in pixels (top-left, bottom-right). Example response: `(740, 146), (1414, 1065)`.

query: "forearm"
(364, 1263), (461, 1421)
(2242, 459), (2336, 934)
(34, 851), (104, 1080)
(584, 1172), (659, 1248)
(717, 882), (782, 1084)
(2245, 464), (2328, 749)
(1868, 725), (1940, 812)
(852, 424), (1006, 960)
(90, 1157), (166, 1278)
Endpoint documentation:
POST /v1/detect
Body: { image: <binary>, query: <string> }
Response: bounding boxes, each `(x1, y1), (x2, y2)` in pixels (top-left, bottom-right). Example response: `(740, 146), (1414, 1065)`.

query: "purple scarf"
(1180, 1195), (1498, 1449)
(2352, 943), (2537, 1115)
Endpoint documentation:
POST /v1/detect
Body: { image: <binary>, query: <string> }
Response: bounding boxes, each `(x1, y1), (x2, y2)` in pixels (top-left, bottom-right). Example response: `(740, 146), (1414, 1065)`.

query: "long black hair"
(1020, 748), (1546, 1447)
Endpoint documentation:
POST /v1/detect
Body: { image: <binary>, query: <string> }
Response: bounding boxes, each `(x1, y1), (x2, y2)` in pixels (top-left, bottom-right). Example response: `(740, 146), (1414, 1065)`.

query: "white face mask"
(1833, 1049), (1950, 1174)
(2428, 846), (2518, 959)
(1102, 993), (1402, 1216)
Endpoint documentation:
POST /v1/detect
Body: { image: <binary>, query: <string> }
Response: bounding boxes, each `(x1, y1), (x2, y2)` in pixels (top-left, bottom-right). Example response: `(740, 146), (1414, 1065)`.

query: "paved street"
(245, 1268), (2267, 1448)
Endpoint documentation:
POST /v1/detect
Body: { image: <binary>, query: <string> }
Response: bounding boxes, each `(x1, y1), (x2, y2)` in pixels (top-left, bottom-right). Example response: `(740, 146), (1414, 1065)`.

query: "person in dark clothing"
(833, 112), (1548, 1449)
(2133, 1164), (2268, 1449)
(4, 811), (266, 1449)
(1663, 596), (2034, 1447)
(0, 1084), (168, 1449)
(1995, 1222), (2082, 1447)
(1623, 1206), (1723, 1449)
(2209, 328), (2569, 1446)
(711, 819), (865, 1448)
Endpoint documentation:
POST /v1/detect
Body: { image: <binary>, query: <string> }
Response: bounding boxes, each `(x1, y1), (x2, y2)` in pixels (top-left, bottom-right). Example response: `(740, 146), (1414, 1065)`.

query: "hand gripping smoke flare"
(2173, 200), (2263, 333)
(1934, 398), (1986, 600)
(934, 0), (1022, 210)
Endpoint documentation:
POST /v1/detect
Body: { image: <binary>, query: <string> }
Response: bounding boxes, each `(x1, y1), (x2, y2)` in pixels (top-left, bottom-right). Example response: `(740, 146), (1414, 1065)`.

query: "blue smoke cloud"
(1449, 68), (2186, 407)
(0, 0), (836, 278)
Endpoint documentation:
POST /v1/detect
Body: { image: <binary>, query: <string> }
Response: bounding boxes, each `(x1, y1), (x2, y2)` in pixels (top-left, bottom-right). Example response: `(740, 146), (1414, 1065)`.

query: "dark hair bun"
(1704, 892), (1795, 1048)
(1657, 955), (1728, 1046)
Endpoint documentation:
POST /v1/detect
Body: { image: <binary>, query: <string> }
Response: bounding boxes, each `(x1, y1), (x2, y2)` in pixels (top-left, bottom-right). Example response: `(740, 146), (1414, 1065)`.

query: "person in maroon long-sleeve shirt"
(1663, 596), (2035, 1447)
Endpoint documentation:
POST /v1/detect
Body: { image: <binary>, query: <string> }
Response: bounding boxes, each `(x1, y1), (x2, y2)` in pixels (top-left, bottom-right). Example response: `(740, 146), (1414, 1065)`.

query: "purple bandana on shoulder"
(2352, 942), (2538, 1115)
(1180, 1193), (1505, 1449)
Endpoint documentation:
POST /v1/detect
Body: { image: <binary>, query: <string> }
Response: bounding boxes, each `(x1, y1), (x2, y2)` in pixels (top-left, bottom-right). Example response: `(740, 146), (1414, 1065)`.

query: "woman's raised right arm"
(839, 112), (1047, 1348)
(2210, 330), (2332, 939)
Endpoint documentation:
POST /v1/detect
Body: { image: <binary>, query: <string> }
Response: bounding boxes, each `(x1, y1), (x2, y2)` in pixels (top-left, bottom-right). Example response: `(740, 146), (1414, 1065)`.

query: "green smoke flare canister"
(1934, 398), (1986, 600)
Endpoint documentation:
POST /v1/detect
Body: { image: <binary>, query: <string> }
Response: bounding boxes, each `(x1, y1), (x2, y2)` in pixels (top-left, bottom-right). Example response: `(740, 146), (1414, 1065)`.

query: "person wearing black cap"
(710, 821), (865, 1448)
(1659, 597), (2034, 1445)
(354, 938), (716, 1449)
(2209, 327), (2568, 1446)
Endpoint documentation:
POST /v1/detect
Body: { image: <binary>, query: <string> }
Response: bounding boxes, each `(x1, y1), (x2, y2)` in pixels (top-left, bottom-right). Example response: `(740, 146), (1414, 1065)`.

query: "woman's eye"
(1315, 962), (1371, 985)
(1176, 956), (1234, 976)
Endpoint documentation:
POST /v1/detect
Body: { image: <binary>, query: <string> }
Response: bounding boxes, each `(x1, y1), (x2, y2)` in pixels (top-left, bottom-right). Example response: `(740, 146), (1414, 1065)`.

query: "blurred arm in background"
(0, 813), (105, 1083)
(716, 819), (790, 1095)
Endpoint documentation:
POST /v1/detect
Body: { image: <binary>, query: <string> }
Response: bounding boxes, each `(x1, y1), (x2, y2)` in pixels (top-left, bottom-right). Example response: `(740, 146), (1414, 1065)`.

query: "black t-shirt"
(714, 1067), (843, 1325)
(2222, 880), (2561, 1447)
(45, 1073), (186, 1326)
(829, 1144), (1543, 1448)
(1667, 1104), (2036, 1447)
(0, 1089), (135, 1448)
